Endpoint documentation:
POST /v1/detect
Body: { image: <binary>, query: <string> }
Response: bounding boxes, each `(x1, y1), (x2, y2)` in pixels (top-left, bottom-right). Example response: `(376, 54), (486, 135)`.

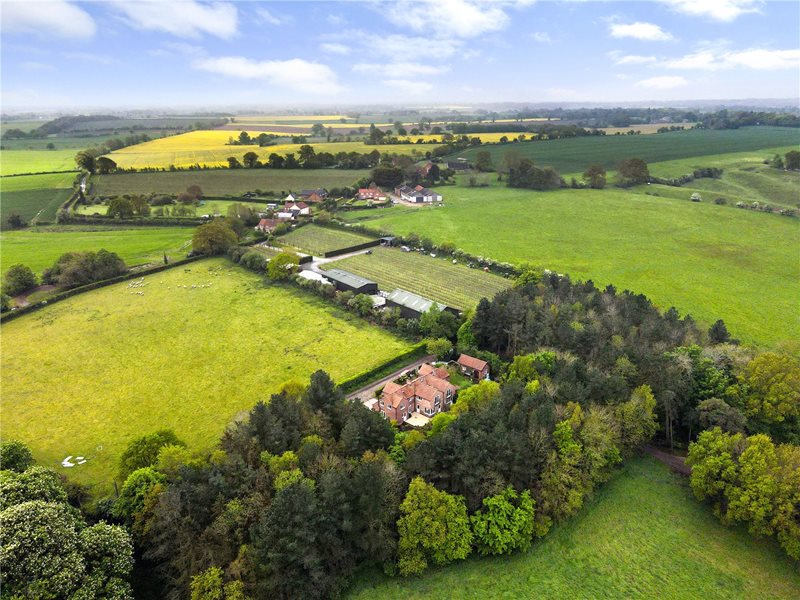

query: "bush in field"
(0, 440), (33, 473)
(616, 158), (650, 187)
(118, 429), (186, 480)
(42, 250), (127, 289)
(2, 264), (37, 297)
(348, 293), (374, 317)
(192, 219), (238, 255)
(582, 164), (607, 189)
(267, 251), (300, 281)
(107, 197), (135, 219)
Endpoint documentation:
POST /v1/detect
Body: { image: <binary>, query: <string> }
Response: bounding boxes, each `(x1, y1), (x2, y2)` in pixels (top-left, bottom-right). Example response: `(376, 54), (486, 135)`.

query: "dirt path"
(12, 284), (57, 308)
(347, 354), (435, 402)
(646, 445), (691, 476)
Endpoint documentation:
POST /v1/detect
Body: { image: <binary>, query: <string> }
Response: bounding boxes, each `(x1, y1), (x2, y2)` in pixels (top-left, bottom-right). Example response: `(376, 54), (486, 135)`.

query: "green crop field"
(455, 127), (800, 176)
(74, 199), (255, 218)
(342, 182), (799, 347)
(91, 168), (370, 197)
(280, 224), (376, 255)
(1, 226), (194, 274)
(0, 149), (79, 175)
(1, 172), (77, 227)
(323, 246), (511, 310)
(348, 456), (800, 599)
(0, 258), (414, 494)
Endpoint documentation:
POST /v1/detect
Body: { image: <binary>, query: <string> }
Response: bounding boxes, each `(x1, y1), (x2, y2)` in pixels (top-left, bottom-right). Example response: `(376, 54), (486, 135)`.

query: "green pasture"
(342, 183), (799, 347)
(324, 246), (511, 310)
(91, 169), (370, 197)
(0, 258), (414, 495)
(1, 172), (76, 227)
(280, 224), (376, 255)
(1, 226), (194, 274)
(349, 456), (800, 599)
(455, 127), (800, 176)
(0, 149), (79, 175)
(73, 199), (256, 218)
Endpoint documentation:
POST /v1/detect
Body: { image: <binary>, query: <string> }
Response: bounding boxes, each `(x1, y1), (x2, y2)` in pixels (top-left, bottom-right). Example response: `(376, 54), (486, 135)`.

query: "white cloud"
(383, 0), (519, 39)
(636, 75), (688, 89)
(612, 54), (657, 66)
(320, 42), (350, 56)
(373, 34), (462, 60)
(193, 56), (342, 93)
(2, 0), (96, 39)
(609, 22), (674, 42)
(353, 62), (448, 76)
(666, 47), (800, 70)
(255, 7), (290, 26)
(327, 14), (346, 26)
(113, 0), (238, 39)
(530, 32), (551, 43)
(383, 79), (434, 93)
(662, 0), (763, 22)
(21, 61), (55, 71)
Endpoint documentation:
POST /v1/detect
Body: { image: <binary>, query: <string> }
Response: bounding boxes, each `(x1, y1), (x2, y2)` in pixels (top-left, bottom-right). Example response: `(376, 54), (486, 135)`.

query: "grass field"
(280, 224), (376, 255)
(91, 169), (370, 196)
(74, 199), (261, 218)
(323, 246), (511, 310)
(106, 131), (441, 169)
(0, 258), (414, 494)
(348, 456), (800, 599)
(342, 182), (799, 347)
(1, 172), (76, 227)
(1, 226), (194, 274)
(1, 149), (79, 176)
(455, 127), (800, 176)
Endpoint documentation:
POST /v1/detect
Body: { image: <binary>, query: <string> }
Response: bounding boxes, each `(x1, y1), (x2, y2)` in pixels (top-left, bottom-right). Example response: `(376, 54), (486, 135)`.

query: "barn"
(385, 289), (458, 320)
(323, 268), (379, 294)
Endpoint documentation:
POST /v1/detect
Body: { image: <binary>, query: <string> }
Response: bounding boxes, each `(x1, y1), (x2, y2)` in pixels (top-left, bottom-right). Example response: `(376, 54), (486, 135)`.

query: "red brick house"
(357, 187), (386, 200)
(456, 354), (490, 382)
(374, 363), (458, 425)
(255, 217), (289, 233)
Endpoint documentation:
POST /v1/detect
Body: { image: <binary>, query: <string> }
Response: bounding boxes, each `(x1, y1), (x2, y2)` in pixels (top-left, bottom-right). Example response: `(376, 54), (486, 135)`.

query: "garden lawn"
(0, 258), (414, 495)
(280, 224), (377, 255)
(91, 169), (371, 197)
(344, 184), (799, 347)
(323, 246), (511, 310)
(1, 226), (194, 274)
(0, 149), (79, 175)
(348, 456), (800, 600)
(455, 127), (800, 176)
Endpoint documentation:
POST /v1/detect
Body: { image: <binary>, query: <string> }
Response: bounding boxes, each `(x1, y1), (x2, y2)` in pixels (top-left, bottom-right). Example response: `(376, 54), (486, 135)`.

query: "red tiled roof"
(419, 364), (450, 379)
(457, 354), (488, 371)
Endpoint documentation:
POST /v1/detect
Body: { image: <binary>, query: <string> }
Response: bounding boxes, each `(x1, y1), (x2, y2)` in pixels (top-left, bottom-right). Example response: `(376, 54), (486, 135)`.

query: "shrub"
(118, 429), (186, 480)
(42, 250), (127, 290)
(2, 264), (37, 297)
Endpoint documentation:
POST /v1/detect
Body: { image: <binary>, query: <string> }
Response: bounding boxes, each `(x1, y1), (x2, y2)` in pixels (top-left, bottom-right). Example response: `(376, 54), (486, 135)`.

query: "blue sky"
(2, 0), (798, 110)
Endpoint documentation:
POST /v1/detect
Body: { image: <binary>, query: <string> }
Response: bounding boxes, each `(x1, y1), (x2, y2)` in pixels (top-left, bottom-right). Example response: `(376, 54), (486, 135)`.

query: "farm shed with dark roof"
(385, 289), (458, 320)
(323, 268), (378, 294)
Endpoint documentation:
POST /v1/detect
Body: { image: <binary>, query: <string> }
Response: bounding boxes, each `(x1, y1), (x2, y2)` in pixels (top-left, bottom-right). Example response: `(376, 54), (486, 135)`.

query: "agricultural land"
(0, 172), (76, 227)
(349, 456), (800, 600)
(1, 226), (194, 274)
(343, 178), (799, 347)
(0, 149), (79, 176)
(0, 258), (415, 493)
(323, 246), (511, 310)
(280, 224), (377, 255)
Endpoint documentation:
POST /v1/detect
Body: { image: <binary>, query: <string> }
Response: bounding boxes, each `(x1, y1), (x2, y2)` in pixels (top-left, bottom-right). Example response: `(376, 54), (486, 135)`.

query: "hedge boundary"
(337, 342), (428, 394)
(0, 255), (205, 324)
(322, 238), (381, 258)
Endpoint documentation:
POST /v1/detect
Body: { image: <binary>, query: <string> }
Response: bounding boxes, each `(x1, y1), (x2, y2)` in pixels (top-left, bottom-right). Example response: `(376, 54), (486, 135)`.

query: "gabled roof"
(419, 363), (449, 379)
(387, 289), (448, 314)
(457, 354), (488, 371)
(323, 268), (376, 289)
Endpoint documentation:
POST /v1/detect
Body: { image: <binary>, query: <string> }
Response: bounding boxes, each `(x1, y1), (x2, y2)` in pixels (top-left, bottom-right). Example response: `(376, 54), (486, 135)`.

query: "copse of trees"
(41, 250), (128, 290)
(616, 158), (650, 187)
(506, 157), (563, 190)
(582, 164), (607, 189)
(2, 264), (38, 297)
(191, 219), (238, 255)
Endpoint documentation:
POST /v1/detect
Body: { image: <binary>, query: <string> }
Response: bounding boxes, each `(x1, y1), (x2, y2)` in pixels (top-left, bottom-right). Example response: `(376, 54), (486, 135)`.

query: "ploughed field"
(90, 168), (371, 197)
(323, 246), (512, 310)
(343, 181), (799, 347)
(0, 258), (415, 494)
(279, 224), (377, 256)
(348, 456), (800, 599)
(1, 226), (194, 274)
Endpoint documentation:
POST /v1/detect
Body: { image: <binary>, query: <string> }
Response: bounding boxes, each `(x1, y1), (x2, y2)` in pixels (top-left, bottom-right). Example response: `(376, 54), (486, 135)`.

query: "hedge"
(64, 215), (202, 227)
(322, 238), (381, 258)
(337, 343), (429, 394)
(0, 255), (204, 324)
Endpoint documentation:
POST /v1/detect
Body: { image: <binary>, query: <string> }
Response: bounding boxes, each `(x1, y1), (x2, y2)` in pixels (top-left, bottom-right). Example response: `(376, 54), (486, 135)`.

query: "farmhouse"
(255, 217), (289, 233)
(285, 201), (310, 216)
(417, 162), (435, 178)
(386, 288), (458, 320)
(374, 362), (458, 424)
(357, 187), (386, 200)
(323, 268), (379, 294)
(456, 353), (490, 382)
(300, 188), (328, 202)
(394, 184), (443, 203)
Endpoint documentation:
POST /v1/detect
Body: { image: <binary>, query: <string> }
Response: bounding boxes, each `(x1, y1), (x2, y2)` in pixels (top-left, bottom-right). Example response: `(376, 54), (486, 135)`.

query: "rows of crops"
(280, 225), (376, 255)
(323, 246), (511, 310)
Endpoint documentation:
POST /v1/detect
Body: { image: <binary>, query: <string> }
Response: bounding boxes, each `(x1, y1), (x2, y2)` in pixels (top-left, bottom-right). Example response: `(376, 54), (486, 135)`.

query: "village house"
(254, 217), (289, 233)
(374, 362), (458, 425)
(417, 162), (435, 178)
(394, 184), (443, 203)
(357, 187), (386, 200)
(456, 353), (490, 382)
(284, 201), (310, 216)
(300, 188), (328, 203)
